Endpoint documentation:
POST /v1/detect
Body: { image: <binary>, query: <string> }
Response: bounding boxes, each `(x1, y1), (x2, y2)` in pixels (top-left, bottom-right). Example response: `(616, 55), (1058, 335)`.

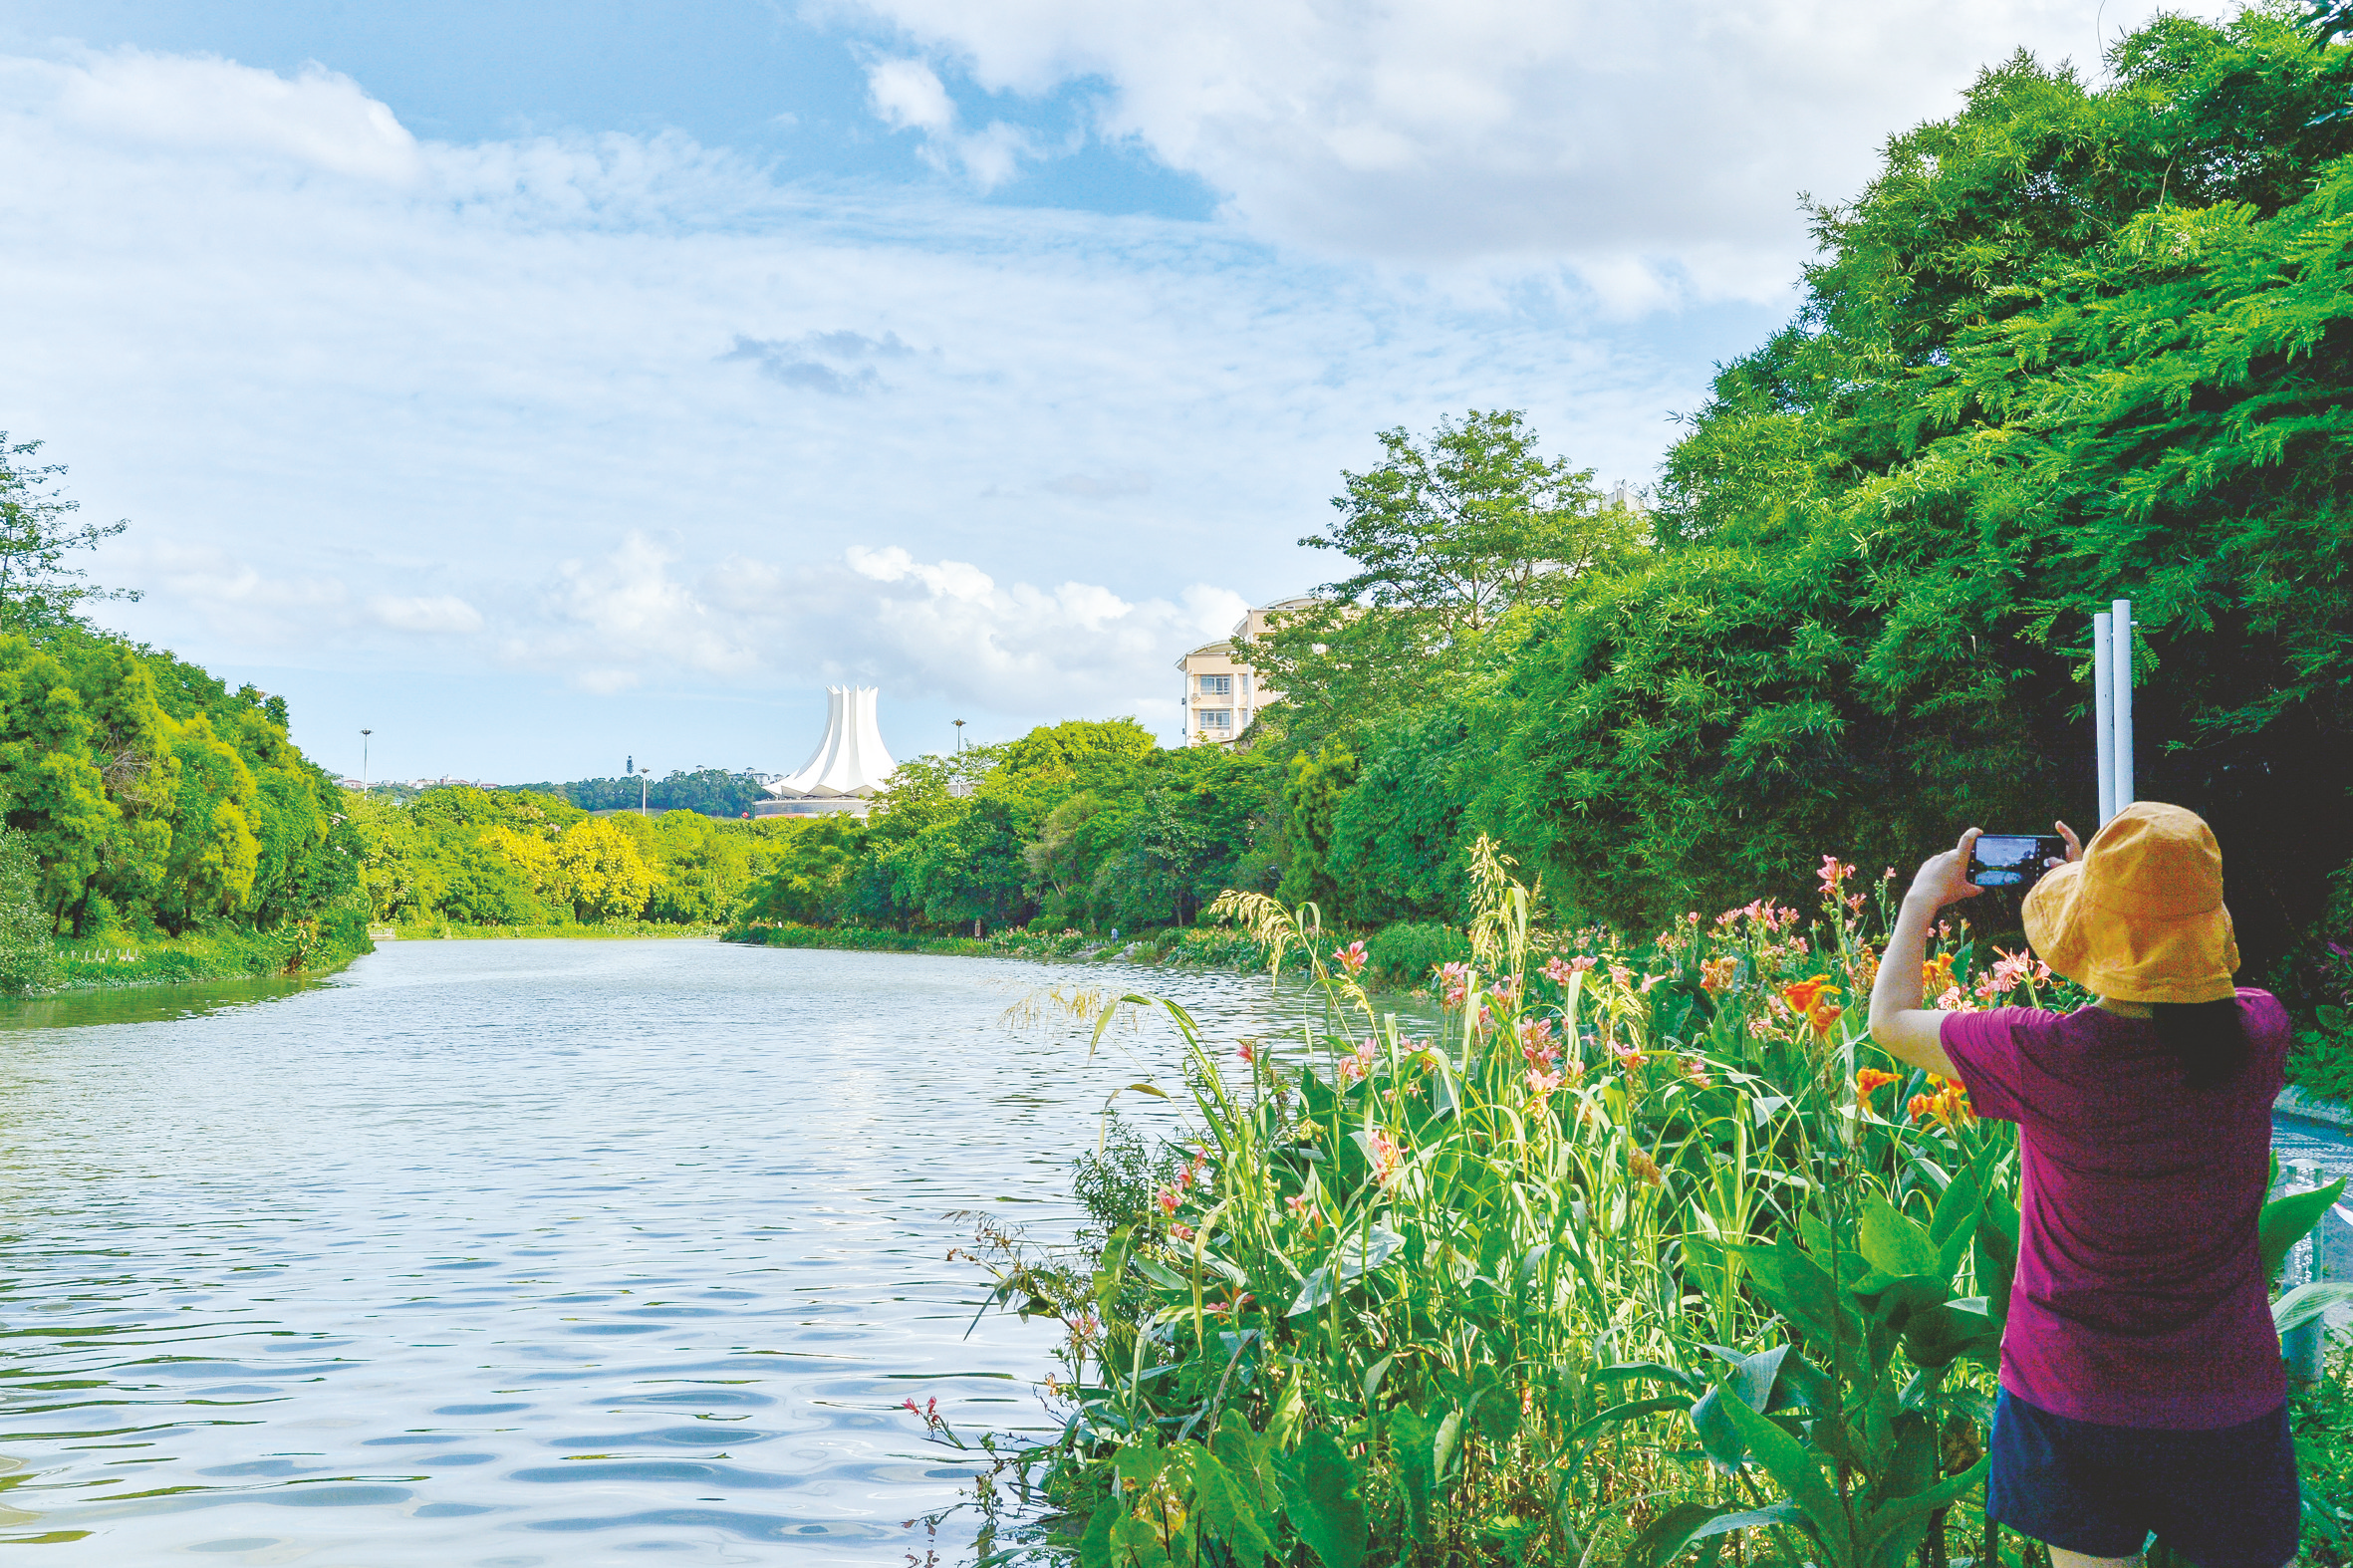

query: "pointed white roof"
(768, 685), (898, 798)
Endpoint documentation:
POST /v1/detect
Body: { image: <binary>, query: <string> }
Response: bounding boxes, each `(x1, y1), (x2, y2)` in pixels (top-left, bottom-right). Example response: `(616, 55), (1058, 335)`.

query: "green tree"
(1274, 743), (1357, 912)
(0, 437), (140, 632)
(1502, 9), (2353, 954)
(1253, 410), (1639, 748)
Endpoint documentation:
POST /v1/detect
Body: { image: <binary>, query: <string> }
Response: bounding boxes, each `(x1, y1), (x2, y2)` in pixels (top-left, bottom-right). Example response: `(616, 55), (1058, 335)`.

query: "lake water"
(0, 939), (1316, 1567)
(0, 939), (2343, 1567)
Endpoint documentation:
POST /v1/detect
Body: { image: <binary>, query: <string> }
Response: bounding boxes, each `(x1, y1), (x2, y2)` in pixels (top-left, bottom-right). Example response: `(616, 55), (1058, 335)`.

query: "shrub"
(1366, 920), (1468, 986)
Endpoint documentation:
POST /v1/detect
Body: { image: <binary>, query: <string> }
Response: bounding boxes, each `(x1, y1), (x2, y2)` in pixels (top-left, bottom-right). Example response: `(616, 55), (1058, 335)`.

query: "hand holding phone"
(1966, 833), (2067, 889)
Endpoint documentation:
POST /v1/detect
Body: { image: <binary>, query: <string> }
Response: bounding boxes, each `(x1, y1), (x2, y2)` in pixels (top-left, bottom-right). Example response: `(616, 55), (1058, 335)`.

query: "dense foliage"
(0, 619), (368, 969)
(501, 766), (770, 818)
(735, 720), (1277, 935)
(955, 857), (2353, 1568)
(347, 785), (798, 928)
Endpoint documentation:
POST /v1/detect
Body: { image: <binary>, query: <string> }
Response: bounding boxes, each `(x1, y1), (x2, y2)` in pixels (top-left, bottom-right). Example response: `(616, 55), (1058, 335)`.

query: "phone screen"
(1967, 834), (2065, 889)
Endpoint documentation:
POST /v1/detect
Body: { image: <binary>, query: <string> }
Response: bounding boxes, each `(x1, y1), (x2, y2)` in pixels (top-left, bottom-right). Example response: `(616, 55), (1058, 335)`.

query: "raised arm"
(1866, 828), (1983, 1078)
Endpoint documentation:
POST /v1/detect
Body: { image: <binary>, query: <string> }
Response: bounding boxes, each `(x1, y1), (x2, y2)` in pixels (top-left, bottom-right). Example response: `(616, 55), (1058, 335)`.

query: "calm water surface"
(0, 939), (1330, 1566)
(0, 940), (2342, 1566)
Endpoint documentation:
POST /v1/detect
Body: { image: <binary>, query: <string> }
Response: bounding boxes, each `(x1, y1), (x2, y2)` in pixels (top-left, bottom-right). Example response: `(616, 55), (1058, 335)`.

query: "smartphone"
(1967, 834), (2066, 889)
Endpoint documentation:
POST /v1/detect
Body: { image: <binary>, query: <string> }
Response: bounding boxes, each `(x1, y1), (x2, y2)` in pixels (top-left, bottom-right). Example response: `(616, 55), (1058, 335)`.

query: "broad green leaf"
(2273, 1281), (2353, 1335)
(1212, 1410), (1279, 1514)
(1390, 1405), (1437, 1543)
(1930, 1160), (1987, 1277)
(1132, 1257), (1189, 1291)
(1714, 1389), (1854, 1566)
(1735, 1238), (1845, 1350)
(1190, 1449), (1280, 1567)
(1115, 1437), (1166, 1492)
(2260, 1177), (2347, 1282)
(1858, 1196), (1939, 1280)
(1433, 1408), (1464, 1485)
(1079, 1500), (1119, 1568)
(1275, 1429), (1368, 1568)
(1361, 1354), (1395, 1408)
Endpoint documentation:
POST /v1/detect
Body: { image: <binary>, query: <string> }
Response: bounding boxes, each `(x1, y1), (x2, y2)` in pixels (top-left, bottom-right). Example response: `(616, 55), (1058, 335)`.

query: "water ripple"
(0, 939), (1344, 1564)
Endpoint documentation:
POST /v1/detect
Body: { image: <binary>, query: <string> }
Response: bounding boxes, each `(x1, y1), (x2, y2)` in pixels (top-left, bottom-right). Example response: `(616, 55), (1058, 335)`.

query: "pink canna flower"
(1369, 1130), (1403, 1185)
(1336, 940), (1368, 976)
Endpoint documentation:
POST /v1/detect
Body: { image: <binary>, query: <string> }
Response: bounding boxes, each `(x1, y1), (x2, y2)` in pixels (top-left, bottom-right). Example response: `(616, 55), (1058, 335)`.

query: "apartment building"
(1176, 597), (1318, 745)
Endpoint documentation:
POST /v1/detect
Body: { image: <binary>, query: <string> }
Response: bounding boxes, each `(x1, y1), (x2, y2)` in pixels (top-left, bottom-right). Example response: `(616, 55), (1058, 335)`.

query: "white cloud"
(864, 53), (1040, 189)
(840, 0), (2240, 292)
(367, 594), (484, 634)
(31, 48), (421, 182)
(0, 45), (1758, 766)
(521, 535), (1245, 731)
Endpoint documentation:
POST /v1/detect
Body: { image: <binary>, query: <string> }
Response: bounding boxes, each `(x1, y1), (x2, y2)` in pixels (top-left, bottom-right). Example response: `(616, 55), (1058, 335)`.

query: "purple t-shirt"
(1942, 991), (2288, 1431)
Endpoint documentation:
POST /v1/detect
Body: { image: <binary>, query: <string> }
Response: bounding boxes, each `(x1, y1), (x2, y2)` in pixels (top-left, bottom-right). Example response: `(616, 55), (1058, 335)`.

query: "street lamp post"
(953, 718), (966, 753)
(361, 728), (372, 790)
(639, 767), (653, 815)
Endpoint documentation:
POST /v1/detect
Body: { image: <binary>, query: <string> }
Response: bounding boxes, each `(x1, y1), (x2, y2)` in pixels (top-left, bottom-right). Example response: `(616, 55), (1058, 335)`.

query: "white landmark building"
(754, 685), (898, 818)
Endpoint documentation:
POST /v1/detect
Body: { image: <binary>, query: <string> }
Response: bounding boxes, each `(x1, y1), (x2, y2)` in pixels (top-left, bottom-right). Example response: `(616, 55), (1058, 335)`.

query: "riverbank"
(386, 919), (723, 941)
(721, 918), (1460, 990)
(46, 923), (372, 992)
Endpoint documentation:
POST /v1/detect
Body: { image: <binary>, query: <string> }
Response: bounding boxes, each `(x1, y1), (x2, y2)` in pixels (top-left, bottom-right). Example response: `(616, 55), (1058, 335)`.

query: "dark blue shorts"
(1987, 1389), (2300, 1568)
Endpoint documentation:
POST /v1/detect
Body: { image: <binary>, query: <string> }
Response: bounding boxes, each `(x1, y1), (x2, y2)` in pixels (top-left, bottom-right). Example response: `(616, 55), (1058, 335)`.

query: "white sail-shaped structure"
(766, 685), (897, 800)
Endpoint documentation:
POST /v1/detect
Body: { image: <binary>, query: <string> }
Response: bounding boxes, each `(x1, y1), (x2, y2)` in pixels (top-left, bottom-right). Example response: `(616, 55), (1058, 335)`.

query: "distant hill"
(499, 767), (767, 818)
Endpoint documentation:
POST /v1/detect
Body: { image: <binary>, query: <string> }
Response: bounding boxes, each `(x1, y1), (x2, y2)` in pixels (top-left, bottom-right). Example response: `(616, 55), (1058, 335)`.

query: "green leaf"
(1079, 1500), (1120, 1568)
(1133, 1257), (1189, 1291)
(1930, 1160), (1987, 1277)
(1589, 1361), (1704, 1394)
(2273, 1281), (2353, 1335)
(1856, 1457), (1990, 1560)
(1432, 1408), (1464, 1485)
(1275, 1429), (1369, 1568)
(1212, 1410), (1279, 1516)
(1189, 1449), (1280, 1567)
(1390, 1405), (1438, 1543)
(1690, 1501), (1803, 1538)
(1573, 1396), (1693, 1446)
(1624, 1501), (1740, 1568)
(1858, 1196), (1939, 1279)
(1116, 1436), (1166, 1492)
(1735, 1237), (1845, 1350)
(1714, 1389), (1855, 1567)
(2260, 1177), (2347, 1281)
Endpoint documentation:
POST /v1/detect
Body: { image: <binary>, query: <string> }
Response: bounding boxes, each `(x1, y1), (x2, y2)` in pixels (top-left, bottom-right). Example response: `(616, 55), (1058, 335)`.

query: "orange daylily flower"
(1855, 1067), (1900, 1100)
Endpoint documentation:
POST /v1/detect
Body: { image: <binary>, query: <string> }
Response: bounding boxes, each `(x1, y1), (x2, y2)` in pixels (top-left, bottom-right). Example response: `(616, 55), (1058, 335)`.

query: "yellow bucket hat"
(2020, 801), (2239, 1004)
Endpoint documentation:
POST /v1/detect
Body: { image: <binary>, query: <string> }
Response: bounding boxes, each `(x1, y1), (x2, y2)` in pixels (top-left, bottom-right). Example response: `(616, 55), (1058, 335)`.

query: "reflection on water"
(0, 939), (1351, 1566)
(0, 975), (321, 1032)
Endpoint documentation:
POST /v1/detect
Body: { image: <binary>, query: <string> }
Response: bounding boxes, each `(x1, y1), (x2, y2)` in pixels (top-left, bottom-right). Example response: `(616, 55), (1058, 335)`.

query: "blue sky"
(0, 0), (2228, 784)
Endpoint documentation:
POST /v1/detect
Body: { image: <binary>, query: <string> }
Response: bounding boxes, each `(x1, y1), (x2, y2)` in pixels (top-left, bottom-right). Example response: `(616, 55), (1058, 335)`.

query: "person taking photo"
(1868, 801), (2300, 1568)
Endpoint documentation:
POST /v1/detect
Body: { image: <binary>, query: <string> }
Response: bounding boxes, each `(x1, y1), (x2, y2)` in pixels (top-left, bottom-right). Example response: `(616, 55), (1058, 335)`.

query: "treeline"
(0, 617), (372, 986)
(348, 786), (794, 927)
(741, 9), (2353, 1033)
(498, 767), (769, 818)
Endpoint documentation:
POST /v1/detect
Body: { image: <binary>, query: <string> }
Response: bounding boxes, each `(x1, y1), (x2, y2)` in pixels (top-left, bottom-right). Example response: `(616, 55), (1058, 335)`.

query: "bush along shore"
(945, 843), (2353, 1568)
(722, 917), (1472, 991)
(42, 919), (371, 991)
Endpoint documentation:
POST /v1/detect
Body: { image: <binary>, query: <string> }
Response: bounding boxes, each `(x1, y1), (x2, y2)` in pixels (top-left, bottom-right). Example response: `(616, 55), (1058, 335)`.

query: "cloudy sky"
(0, 0), (2231, 784)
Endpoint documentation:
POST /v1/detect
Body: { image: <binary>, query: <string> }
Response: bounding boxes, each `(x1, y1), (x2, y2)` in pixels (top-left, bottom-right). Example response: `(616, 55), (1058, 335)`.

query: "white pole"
(2110, 598), (2133, 813)
(2093, 612), (2115, 823)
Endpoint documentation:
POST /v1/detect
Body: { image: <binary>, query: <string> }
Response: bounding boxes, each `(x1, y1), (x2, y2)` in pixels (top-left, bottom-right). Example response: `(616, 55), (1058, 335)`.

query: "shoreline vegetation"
(945, 852), (2353, 1568)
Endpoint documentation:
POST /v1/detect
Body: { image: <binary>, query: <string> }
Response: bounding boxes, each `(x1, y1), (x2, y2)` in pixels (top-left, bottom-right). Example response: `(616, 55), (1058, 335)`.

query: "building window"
(1202, 709), (1233, 729)
(1239, 672), (1251, 695)
(1198, 674), (1232, 694)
